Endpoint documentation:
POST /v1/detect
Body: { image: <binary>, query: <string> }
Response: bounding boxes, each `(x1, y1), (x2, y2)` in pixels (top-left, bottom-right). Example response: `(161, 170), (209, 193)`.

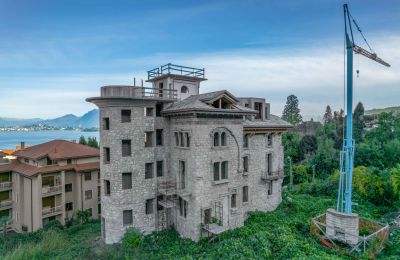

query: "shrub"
(42, 220), (64, 231)
(122, 228), (143, 249)
(77, 209), (91, 224)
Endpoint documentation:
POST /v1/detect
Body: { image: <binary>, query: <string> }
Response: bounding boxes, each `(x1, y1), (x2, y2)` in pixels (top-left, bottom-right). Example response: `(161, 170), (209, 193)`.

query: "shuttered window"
(122, 172), (132, 189)
(122, 140), (131, 157)
(123, 210), (133, 225)
(145, 163), (154, 179)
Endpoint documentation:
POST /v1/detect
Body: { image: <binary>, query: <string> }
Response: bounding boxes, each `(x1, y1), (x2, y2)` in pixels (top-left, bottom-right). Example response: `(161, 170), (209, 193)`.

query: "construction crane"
(337, 3), (390, 214)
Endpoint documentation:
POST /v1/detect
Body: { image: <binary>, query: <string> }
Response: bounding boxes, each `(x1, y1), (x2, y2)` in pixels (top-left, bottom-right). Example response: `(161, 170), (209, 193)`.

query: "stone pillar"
(326, 208), (359, 245)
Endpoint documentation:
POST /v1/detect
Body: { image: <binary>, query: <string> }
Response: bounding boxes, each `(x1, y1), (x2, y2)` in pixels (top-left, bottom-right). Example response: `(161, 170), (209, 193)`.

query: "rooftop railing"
(147, 63), (205, 80)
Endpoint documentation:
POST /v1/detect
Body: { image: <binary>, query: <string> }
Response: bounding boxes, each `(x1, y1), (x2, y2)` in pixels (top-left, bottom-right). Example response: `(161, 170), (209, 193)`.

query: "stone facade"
(87, 64), (291, 244)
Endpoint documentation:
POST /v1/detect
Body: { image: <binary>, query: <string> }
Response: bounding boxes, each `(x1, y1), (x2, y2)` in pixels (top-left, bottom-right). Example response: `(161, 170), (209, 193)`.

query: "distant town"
(0, 125), (98, 132)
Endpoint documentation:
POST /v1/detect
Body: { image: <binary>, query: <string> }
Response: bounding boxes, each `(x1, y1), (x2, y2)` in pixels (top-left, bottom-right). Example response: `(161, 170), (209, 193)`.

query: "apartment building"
(0, 140), (100, 233)
(87, 63), (292, 244)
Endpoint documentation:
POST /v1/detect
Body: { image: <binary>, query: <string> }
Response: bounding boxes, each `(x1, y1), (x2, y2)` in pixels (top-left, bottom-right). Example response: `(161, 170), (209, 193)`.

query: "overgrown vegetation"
(0, 190), (398, 259)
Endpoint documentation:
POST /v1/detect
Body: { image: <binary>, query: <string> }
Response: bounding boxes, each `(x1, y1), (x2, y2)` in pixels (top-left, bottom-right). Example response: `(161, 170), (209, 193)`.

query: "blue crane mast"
(337, 3), (390, 214)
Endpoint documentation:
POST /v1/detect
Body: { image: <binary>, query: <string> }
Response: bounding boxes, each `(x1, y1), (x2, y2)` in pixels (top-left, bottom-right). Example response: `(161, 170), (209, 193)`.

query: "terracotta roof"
(14, 140), (99, 160)
(0, 159), (99, 177)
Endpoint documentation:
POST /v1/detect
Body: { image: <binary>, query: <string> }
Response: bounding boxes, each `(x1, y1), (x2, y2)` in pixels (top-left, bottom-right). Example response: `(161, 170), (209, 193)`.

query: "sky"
(0, 0), (399, 120)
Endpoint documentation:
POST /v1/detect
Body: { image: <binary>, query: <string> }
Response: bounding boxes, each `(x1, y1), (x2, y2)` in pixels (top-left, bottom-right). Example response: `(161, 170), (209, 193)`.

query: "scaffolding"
(201, 201), (228, 240)
(156, 180), (178, 231)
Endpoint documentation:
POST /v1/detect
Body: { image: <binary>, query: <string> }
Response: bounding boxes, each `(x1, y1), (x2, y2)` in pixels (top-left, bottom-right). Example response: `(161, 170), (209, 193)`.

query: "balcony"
(0, 218), (13, 233)
(0, 199), (13, 209)
(42, 185), (62, 197)
(0, 181), (12, 191)
(42, 205), (62, 217)
(261, 170), (285, 181)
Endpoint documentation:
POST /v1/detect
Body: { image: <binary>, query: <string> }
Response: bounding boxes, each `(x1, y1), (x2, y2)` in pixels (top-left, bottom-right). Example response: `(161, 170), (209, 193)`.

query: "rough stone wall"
(99, 102), (286, 244)
(99, 101), (171, 244)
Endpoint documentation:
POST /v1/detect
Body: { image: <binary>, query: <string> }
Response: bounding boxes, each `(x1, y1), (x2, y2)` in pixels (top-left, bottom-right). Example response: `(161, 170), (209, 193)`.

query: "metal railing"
(0, 200), (13, 208)
(42, 205), (62, 216)
(42, 185), (62, 195)
(0, 181), (12, 190)
(261, 170), (285, 181)
(147, 63), (205, 80)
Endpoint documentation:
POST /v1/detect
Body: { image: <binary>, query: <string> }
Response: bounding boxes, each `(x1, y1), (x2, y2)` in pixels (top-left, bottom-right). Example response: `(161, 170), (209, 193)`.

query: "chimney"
(20, 141), (25, 149)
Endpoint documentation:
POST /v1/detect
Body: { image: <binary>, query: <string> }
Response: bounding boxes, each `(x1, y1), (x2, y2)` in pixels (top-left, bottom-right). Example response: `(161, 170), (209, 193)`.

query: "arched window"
(221, 132), (226, 146)
(181, 86), (189, 94)
(214, 132), (219, 147)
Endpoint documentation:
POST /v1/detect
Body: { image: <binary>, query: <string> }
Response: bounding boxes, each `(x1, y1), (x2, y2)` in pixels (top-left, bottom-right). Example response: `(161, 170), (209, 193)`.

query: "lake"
(0, 130), (99, 150)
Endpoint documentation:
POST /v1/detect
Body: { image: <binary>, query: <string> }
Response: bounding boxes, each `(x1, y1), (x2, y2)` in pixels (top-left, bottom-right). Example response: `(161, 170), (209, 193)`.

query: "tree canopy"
(282, 95), (302, 125)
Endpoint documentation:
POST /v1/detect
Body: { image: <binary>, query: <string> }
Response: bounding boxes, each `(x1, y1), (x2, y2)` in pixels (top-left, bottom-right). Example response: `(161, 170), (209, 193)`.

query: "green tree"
(310, 137), (338, 179)
(87, 137), (99, 148)
(390, 164), (400, 200)
(282, 94), (302, 125)
(323, 105), (333, 124)
(282, 131), (301, 163)
(299, 135), (317, 160)
(353, 102), (365, 142)
(79, 136), (87, 145)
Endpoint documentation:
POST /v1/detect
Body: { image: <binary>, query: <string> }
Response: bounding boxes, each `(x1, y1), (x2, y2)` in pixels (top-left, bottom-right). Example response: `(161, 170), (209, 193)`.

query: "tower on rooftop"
(146, 63), (207, 100)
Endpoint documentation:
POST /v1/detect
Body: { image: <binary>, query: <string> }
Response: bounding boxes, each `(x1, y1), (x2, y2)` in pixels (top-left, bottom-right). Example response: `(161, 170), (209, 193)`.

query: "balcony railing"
(42, 185), (62, 195)
(0, 218), (13, 232)
(0, 181), (12, 190)
(261, 170), (285, 181)
(42, 206), (62, 216)
(0, 200), (13, 209)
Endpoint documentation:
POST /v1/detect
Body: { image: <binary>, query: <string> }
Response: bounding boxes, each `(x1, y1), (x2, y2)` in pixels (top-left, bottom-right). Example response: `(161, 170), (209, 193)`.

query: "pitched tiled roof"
(243, 115), (293, 129)
(14, 140), (99, 160)
(162, 90), (257, 115)
(0, 159), (99, 177)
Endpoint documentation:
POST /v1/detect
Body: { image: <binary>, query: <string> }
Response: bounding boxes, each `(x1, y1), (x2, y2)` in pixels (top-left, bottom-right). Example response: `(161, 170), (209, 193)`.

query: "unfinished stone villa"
(87, 64), (292, 244)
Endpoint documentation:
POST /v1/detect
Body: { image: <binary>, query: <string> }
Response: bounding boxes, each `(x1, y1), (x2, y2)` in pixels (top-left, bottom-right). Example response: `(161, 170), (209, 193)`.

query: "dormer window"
(181, 86), (188, 94)
(212, 97), (233, 109)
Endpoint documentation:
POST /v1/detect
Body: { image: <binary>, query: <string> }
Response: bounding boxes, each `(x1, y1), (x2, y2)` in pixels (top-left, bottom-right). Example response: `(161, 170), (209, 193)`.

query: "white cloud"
(0, 35), (399, 120)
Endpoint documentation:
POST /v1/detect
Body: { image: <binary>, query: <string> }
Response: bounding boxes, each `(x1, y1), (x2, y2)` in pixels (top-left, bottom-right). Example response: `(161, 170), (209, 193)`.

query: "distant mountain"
(0, 109), (99, 128)
(365, 106), (400, 116)
(73, 109), (99, 128)
(40, 114), (79, 127)
(0, 117), (42, 127)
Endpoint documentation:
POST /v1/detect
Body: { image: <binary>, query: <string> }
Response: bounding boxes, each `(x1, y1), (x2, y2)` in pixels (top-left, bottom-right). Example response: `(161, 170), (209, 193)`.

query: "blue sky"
(0, 0), (399, 119)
